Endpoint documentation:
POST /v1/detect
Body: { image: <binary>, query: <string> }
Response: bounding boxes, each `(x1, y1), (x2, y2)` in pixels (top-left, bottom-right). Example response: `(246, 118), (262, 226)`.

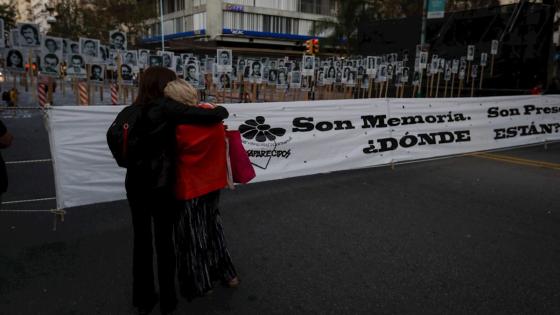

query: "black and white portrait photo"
(377, 64), (387, 82)
(89, 64), (105, 83)
(467, 45), (475, 61)
(402, 67), (410, 83)
(67, 54), (86, 77)
(217, 49), (233, 73)
(175, 56), (184, 75)
(120, 64), (133, 82)
(17, 23), (40, 47)
(250, 61), (263, 83)
(148, 55), (163, 67)
(80, 37), (99, 61)
(98, 45), (110, 63)
(491, 40), (499, 55)
(184, 64), (200, 86)
(218, 73), (232, 90)
(5, 49), (25, 72)
(109, 30), (127, 51)
(70, 41), (80, 54)
(43, 36), (63, 54)
(159, 51), (174, 69)
(138, 49), (149, 68)
(290, 71), (302, 87)
(124, 50), (138, 67)
(480, 53), (488, 67)
(276, 68), (288, 88)
(420, 52), (428, 68)
(42, 53), (60, 76)
(268, 69), (278, 84)
(302, 56), (315, 76)
(412, 71), (421, 86)
(452, 59), (459, 74)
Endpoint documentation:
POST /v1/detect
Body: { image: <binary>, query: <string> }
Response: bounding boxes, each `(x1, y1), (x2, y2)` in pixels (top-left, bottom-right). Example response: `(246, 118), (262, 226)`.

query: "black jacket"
(125, 97), (229, 194)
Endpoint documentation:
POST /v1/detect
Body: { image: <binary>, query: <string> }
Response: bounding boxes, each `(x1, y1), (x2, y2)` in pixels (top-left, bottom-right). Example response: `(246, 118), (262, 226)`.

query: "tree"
(0, 1), (17, 30)
(48, 0), (84, 40)
(49, 0), (156, 47)
(312, 0), (372, 55)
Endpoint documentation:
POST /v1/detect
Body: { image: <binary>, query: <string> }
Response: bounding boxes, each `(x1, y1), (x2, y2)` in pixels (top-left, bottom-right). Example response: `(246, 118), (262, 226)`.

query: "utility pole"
(160, 0), (165, 52)
(421, 0), (428, 46)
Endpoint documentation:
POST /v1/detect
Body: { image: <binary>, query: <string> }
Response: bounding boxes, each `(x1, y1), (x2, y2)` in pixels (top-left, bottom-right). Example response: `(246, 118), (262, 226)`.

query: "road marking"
(469, 152), (560, 170)
(2, 197), (57, 205)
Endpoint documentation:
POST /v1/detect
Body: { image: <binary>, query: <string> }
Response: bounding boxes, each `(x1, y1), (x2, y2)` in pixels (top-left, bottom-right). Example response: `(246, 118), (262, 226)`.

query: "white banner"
(45, 95), (560, 209)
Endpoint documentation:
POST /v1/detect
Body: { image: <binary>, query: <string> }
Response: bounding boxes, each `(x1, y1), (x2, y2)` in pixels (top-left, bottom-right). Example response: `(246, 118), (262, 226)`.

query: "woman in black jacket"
(126, 67), (228, 315)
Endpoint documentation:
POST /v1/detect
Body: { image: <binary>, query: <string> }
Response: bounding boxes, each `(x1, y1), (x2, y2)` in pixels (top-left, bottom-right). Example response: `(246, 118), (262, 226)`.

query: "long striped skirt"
(174, 190), (238, 301)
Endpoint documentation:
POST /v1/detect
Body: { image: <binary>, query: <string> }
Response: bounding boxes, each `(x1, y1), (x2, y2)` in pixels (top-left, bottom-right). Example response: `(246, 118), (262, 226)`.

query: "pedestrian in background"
(164, 79), (239, 302)
(125, 67), (228, 315)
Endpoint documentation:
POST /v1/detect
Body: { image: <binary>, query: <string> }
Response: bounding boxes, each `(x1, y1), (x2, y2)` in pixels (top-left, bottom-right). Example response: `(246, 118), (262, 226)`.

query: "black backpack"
(106, 105), (145, 168)
(2, 91), (9, 101)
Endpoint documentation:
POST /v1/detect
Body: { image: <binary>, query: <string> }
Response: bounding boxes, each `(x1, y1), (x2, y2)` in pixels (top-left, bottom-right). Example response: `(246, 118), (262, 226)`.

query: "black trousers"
(127, 188), (177, 313)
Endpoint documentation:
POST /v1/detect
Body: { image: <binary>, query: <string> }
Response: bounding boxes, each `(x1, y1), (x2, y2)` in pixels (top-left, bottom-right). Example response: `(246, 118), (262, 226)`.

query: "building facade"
(3, 0), (58, 32)
(142, 0), (337, 54)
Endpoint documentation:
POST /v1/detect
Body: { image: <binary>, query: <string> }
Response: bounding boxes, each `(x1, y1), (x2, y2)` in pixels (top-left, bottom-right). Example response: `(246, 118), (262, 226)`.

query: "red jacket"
(175, 123), (228, 200)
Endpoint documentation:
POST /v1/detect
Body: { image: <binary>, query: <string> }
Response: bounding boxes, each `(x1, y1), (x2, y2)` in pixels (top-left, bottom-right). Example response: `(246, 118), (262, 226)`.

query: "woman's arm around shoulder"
(162, 98), (229, 124)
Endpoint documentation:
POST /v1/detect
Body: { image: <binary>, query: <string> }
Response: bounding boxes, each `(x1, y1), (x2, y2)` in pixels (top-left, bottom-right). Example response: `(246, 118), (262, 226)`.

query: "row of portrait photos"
(2, 22), (498, 88)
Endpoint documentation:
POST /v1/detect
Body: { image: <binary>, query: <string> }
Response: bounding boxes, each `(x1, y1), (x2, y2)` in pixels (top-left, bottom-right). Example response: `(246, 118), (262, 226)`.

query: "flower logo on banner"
(238, 116), (292, 170)
(239, 116), (286, 142)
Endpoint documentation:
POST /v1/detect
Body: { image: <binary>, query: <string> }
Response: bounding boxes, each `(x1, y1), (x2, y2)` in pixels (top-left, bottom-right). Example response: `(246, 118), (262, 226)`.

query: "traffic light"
(305, 39), (313, 55)
(312, 39), (319, 55)
(304, 39), (320, 55)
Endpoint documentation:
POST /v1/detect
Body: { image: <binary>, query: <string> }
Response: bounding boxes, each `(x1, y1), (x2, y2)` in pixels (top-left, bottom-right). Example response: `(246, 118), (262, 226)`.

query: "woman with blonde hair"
(164, 79), (239, 301)
(125, 67), (229, 315)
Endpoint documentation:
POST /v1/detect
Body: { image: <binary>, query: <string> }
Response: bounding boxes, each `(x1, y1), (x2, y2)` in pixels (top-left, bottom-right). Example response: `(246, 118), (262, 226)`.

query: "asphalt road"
(0, 108), (559, 315)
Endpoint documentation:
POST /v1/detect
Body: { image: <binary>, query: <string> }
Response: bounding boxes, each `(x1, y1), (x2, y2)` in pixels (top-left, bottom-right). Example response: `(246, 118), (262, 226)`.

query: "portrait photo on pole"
(491, 40), (499, 55)
(302, 56), (315, 76)
(17, 23), (40, 47)
(80, 37), (100, 62)
(175, 56), (184, 75)
(267, 69), (277, 84)
(109, 30), (127, 51)
(43, 36), (63, 55)
(467, 45), (475, 61)
(5, 49), (26, 72)
(66, 54), (86, 77)
(120, 64), (134, 84)
(138, 49), (149, 67)
(276, 68), (288, 89)
(89, 64), (105, 83)
(124, 50), (138, 67)
(70, 41), (80, 54)
(41, 52), (62, 76)
(217, 49), (233, 73)
(290, 71), (302, 87)
(98, 45), (110, 64)
(218, 73), (232, 91)
(158, 51), (175, 69)
(184, 63), (200, 86)
(480, 53), (488, 67)
(148, 55), (163, 67)
(250, 61), (263, 84)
